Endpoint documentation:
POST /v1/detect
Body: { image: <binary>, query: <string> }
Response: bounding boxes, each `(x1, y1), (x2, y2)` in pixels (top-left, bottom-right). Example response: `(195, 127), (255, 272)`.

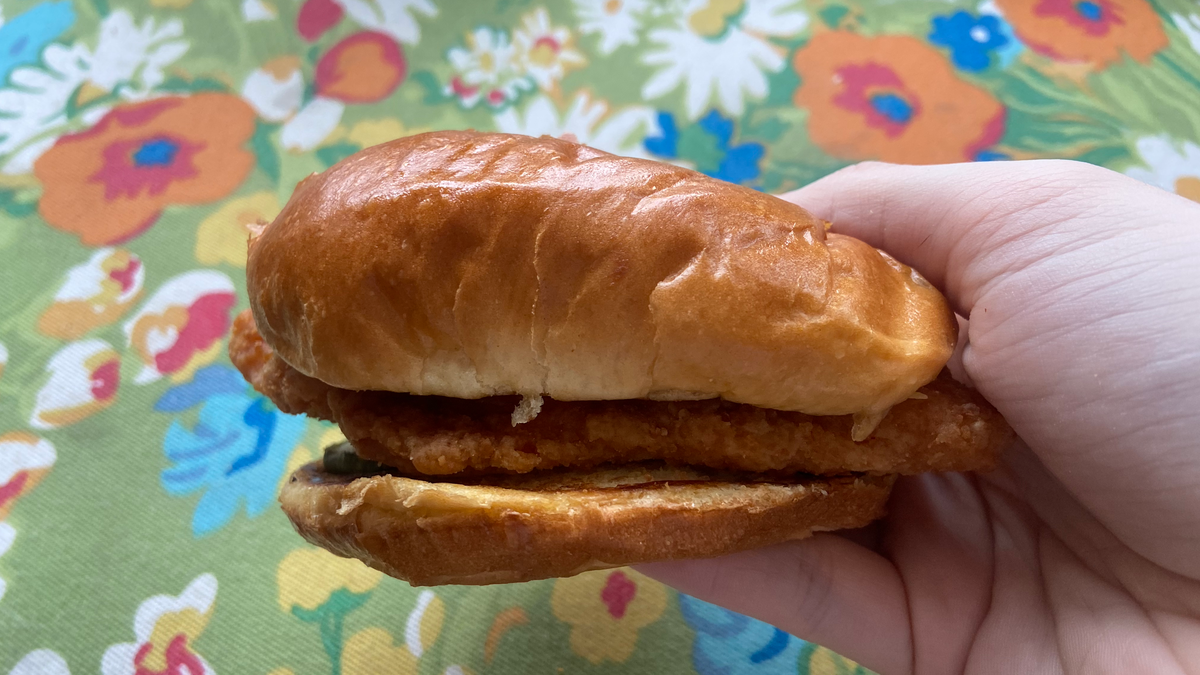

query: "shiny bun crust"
(280, 462), (894, 585)
(248, 131), (956, 417)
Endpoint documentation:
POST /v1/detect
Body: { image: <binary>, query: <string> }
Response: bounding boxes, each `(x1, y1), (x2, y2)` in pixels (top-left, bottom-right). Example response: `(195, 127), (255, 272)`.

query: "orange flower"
(35, 93), (256, 246)
(316, 32), (406, 103)
(996, 0), (1166, 67)
(793, 31), (1006, 164)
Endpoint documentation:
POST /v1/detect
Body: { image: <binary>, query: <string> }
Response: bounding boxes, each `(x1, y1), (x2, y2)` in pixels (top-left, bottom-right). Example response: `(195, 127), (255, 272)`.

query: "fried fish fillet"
(231, 311), (1010, 476)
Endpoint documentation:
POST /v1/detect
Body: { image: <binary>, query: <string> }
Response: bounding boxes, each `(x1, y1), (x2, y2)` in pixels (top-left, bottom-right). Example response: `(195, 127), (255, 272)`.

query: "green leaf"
(64, 83), (121, 120)
(291, 590), (372, 675)
(749, 107), (848, 193)
(1091, 48), (1200, 142)
(316, 143), (362, 168)
(156, 76), (193, 93)
(676, 125), (726, 175)
(251, 122), (282, 183)
(324, 588), (371, 614)
(760, 161), (847, 194)
(0, 190), (38, 218)
(818, 4), (850, 28)
(986, 64), (1129, 156)
(92, 0), (110, 15)
(189, 77), (229, 92)
(762, 60), (801, 108)
(1149, 0), (1197, 19)
(291, 604), (323, 623)
(1073, 144), (1134, 168)
(321, 605), (346, 675)
(156, 76), (229, 95)
(745, 115), (790, 144)
(411, 70), (452, 105)
(288, 588), (371, 624)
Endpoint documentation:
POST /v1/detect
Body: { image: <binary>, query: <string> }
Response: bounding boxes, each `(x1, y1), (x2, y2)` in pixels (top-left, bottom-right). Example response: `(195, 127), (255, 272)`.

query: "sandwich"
(229, 130), (1011, 586)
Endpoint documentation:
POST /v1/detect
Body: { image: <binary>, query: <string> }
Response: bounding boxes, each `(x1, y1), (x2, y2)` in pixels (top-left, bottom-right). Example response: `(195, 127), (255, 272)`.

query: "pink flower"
(297, 0), (343, 41)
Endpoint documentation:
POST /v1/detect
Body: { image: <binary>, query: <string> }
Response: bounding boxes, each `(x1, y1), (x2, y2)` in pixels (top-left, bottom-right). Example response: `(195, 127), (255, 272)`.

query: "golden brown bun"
(280, 459), (894, 585)
(248, 131), (956, 417)
(232, 310), (1010, 476)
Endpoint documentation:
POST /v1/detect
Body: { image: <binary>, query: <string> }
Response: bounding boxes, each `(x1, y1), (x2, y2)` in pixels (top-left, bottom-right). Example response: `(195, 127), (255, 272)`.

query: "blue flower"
(644, 110), (765, 186)
(974, 149), (1011, 161)
(0, 1), (76, 85)
(679, 594), (807, 674)
(929, 11), (1021, 72)
(156, 365), (307, 536)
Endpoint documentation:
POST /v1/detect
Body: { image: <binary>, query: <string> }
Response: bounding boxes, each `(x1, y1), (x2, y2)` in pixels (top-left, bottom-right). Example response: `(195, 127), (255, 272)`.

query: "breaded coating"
(231, 311), (1010, 476)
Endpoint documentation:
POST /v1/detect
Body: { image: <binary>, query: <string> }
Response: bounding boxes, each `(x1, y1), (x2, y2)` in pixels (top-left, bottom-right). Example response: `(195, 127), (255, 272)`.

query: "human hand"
(638, 160), (1200, 674)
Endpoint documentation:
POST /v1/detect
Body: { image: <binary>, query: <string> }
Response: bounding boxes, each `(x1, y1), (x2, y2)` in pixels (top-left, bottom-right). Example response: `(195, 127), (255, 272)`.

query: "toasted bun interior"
(248, 131), (956, 418)
(280, 456), (894, 585)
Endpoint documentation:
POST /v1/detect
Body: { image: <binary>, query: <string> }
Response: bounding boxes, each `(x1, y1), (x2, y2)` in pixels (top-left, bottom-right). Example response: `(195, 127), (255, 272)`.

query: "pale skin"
(638, 160), (1200, 675)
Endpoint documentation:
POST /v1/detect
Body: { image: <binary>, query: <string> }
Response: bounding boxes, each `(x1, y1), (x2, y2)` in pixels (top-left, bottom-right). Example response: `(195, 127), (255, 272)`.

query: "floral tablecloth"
(3, 0), (1199, 673)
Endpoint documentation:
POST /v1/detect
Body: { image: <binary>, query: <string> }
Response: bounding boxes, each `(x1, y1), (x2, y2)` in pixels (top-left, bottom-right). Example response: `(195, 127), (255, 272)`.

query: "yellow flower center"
(530, 40), (559, 67)
(605, 0), (622, 14)
(479, 52), (495, 72)
(688, 0), (746, 38)
(1175, 176), (1200, 203)
(263, 55), (301, 82)
(75, 81), (109, 106)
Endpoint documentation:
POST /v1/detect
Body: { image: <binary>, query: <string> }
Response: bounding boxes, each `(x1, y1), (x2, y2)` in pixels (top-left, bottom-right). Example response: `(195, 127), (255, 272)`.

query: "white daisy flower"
(281, 97), (346, 151)
(87, 10), (188, 98)
(573, 0), (648, 54)
(241, 0), (277, 21)
(9, 650), (71, 675)
(1173, 13), (1200, 56)
(445, 27), (533, 108)
(241, 56), (304, 122)
(641, 0), (809, 119)
(335, 0), (437, 45)
(493, 91), (660, 159)
(512, 7), (586, 90)
(0, 44), (89, 174)
(1124, 135), (1200, 203)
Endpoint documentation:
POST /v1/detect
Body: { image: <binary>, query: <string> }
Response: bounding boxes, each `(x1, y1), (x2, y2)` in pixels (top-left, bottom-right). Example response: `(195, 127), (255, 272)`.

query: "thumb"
(782, 159), (1188, 317)
(638, 533), (913, 674)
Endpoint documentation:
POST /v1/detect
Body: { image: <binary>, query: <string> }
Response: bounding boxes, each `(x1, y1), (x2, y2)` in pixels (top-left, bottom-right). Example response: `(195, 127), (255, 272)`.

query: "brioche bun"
(247, 131), (956, 419)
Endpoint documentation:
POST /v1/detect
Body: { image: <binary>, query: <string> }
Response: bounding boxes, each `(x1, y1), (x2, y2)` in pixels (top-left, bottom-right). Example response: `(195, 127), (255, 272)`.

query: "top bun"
(247, 131), (955, 417)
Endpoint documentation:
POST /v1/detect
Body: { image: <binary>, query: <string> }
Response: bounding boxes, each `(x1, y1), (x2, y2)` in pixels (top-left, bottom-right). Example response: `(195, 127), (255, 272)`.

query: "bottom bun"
(280, 458), (895, 585)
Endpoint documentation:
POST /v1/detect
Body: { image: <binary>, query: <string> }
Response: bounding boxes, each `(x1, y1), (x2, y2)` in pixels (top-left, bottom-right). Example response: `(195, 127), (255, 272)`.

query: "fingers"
(882, 473), (996, 674)
(637, 534), (913, 675)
